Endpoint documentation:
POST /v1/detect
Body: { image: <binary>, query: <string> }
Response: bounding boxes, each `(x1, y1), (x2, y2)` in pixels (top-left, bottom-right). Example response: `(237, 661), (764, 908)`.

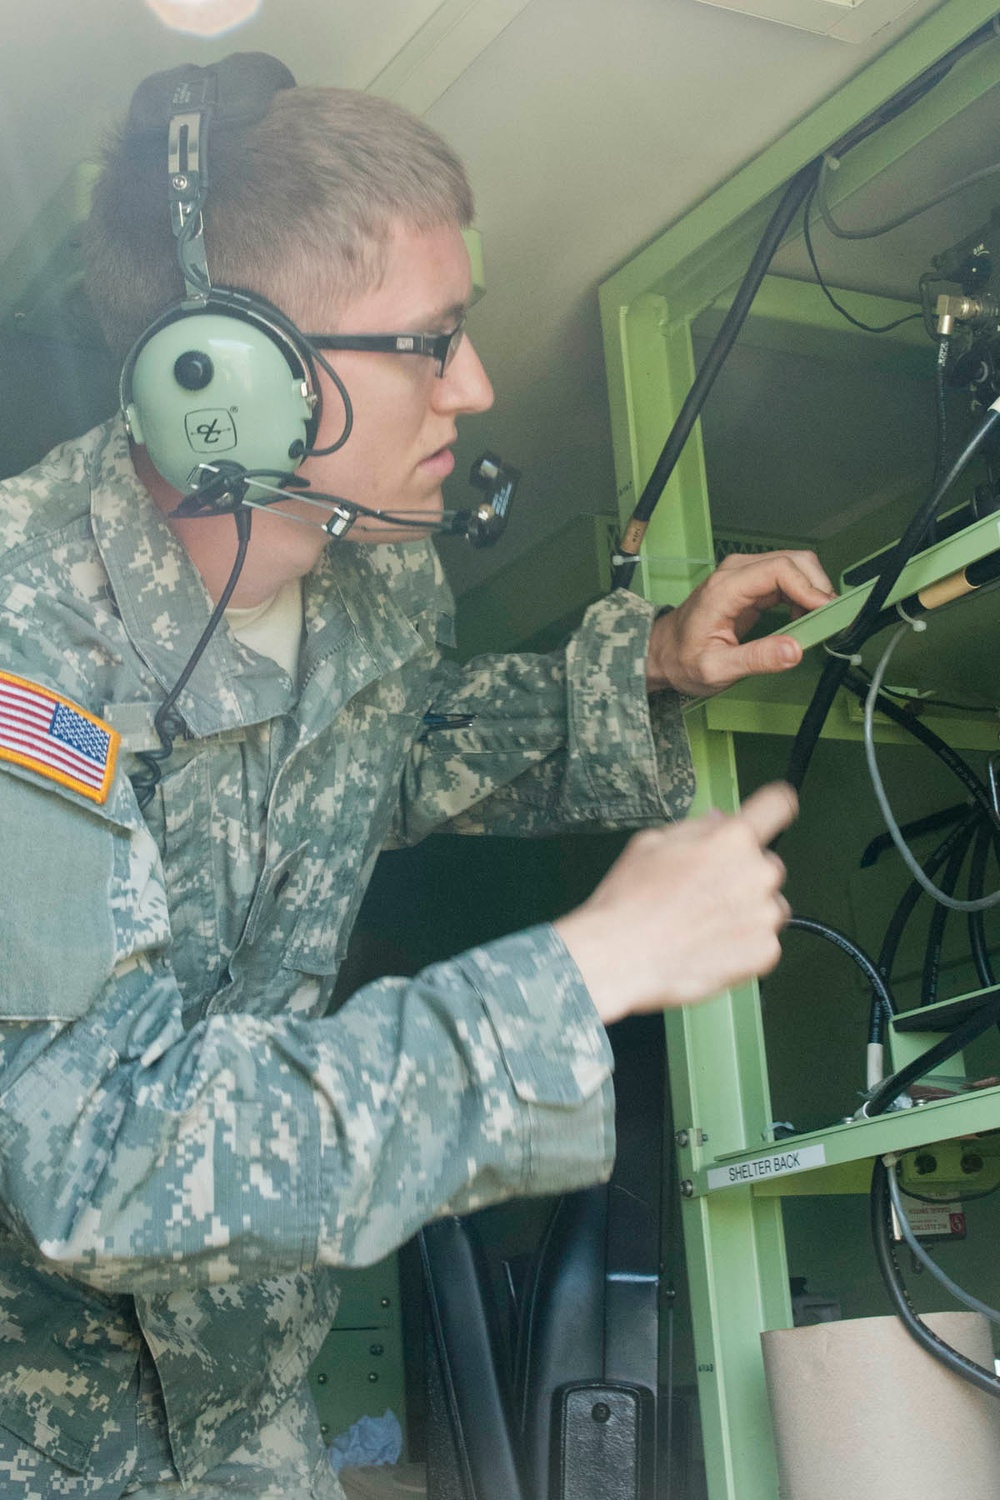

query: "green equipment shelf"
(598, 6), (1000, 1498)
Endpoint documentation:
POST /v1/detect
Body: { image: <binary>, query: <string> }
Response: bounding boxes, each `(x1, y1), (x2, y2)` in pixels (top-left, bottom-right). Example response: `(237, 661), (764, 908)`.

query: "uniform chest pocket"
(279, 708), (415, 977)
(149, 733), (271, 1006)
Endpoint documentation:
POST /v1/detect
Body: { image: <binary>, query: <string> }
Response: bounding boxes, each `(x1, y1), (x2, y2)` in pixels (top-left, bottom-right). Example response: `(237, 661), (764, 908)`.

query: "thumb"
(725, 633), (802, 682)
(738, 782), (799, 846)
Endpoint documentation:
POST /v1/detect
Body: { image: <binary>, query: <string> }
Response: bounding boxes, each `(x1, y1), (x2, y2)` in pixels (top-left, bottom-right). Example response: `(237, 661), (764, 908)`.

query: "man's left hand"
(646, 550), (836, 698)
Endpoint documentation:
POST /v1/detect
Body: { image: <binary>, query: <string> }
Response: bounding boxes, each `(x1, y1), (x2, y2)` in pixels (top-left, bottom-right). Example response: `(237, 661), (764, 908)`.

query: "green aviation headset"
(117, 52), (368, 534)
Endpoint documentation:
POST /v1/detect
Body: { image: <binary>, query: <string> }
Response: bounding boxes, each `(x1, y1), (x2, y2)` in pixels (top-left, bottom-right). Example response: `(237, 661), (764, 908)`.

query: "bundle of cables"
(787, 612), (1000, 1397)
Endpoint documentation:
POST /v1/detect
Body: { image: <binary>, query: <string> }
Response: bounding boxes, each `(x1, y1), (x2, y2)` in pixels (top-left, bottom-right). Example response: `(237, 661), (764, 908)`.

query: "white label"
(899, 1193), (966, 1239)
(706, 1143), (826, 1191)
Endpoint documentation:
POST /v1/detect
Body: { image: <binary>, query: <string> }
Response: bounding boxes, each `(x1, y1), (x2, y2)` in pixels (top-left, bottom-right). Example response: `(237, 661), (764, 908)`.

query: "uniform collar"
(89, 420), (431, 738)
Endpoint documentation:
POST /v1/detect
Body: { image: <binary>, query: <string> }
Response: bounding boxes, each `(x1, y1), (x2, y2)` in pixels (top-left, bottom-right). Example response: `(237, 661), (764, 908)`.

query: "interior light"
(143, 0), (261, 38)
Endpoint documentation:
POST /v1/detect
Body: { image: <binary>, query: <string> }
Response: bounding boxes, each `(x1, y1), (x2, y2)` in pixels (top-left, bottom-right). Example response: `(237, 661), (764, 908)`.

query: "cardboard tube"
(917, 568), (978, 611)
(761, 1312), (1000, 1500)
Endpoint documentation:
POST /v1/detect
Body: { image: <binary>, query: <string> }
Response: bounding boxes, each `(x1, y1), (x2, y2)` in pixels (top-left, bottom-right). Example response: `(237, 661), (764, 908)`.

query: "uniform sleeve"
(0, 762), (615, 1291)
(392, 590), (696, 844)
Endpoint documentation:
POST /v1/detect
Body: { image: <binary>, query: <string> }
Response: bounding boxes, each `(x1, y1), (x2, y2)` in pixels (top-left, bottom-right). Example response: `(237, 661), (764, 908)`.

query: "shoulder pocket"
(0, 764), (139, 1020)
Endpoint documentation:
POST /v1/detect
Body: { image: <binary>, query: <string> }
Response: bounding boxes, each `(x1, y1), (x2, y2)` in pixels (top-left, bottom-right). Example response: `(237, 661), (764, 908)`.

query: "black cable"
(877, 809), (980, 992)
(968, 819), (997, 988)
(816, 155), (1000, 242)
(932, 336), (950, 488)
(870, 1157), (1000, 1398)
(611, 159), (822, 590)
(861, 801), (968, 868)
(802, 186), (922, 334)
(129, 507), (253, 810)
(863, 630), (1000, 915)
(842, 671), (998, 824)
(872, 809), (980, 1059)
(921, 823), (975, 1006)
(867, 813), (979, 1083)
(785, 653), (851, 796)
(785, 915), (896, 1033)
(827, 17), (998, 162)
(874, 683), (992, 714)
(923, 338), (951, 546)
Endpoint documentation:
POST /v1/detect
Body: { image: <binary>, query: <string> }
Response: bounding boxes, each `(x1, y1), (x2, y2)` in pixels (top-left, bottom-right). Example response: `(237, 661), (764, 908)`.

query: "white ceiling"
(1, 0), (988, 596)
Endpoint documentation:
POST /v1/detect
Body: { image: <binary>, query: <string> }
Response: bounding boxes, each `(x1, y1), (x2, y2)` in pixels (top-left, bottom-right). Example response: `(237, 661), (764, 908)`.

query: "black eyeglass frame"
(304, 316), (466, 377)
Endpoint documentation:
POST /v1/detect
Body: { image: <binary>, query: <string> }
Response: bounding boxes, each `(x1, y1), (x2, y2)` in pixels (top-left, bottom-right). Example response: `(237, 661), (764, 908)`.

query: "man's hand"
(646, 550), (836, 697)
(553, 783), (797, 1026)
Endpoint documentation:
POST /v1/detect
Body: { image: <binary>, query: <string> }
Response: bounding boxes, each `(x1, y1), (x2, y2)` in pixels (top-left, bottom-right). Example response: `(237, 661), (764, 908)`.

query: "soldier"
(0, 55), (833, 1499)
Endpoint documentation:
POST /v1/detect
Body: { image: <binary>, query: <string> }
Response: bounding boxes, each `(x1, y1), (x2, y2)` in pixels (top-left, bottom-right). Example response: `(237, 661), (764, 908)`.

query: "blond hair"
(83, 85), (474, 360)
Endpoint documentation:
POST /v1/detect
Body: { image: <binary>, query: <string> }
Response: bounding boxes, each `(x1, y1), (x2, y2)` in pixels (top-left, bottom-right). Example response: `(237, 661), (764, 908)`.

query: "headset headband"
(125, 52), (296, 136)
(125, 53), (296, 303)
(117, 55), (332, 498)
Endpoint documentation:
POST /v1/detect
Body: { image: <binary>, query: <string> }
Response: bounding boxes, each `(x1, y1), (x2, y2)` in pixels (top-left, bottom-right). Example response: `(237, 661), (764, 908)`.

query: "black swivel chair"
(419, 1012), (675, 1500)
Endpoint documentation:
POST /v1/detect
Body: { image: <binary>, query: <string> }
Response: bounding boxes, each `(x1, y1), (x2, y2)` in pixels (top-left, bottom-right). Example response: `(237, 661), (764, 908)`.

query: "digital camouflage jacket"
(0, 420), (695, 1481)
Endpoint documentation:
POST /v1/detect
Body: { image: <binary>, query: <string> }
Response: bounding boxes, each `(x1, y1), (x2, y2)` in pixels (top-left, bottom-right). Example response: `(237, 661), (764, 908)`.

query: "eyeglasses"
(305, 316), (467, 378)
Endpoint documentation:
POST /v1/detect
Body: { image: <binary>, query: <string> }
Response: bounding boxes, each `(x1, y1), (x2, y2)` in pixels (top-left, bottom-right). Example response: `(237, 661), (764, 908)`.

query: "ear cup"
(121, 304), (317, 495)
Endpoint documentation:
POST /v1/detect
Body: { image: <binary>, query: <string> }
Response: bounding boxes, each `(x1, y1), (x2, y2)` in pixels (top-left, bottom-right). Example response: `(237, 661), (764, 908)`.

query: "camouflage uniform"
(0, 419), (695, 1493)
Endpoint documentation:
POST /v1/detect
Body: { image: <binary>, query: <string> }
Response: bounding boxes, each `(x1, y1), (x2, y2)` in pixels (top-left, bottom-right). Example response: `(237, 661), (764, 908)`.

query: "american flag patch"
(0, 670), (120, 803)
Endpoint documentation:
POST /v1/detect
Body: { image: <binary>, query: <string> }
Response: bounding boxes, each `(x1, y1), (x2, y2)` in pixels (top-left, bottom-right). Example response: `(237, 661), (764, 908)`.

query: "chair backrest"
(419, 1215), (530, 1500)
(420, 1013), (666, 1500)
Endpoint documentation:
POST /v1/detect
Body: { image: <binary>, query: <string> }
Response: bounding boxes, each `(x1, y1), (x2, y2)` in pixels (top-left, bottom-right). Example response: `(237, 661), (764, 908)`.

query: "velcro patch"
(0, 670), (120, 804)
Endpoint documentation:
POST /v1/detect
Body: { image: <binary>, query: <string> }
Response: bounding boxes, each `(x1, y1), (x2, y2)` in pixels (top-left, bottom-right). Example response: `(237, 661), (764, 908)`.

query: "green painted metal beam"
(698, 688), (1000, 750)
(666, 718), (789, 1500)
(694, 1081), (1000, 1197)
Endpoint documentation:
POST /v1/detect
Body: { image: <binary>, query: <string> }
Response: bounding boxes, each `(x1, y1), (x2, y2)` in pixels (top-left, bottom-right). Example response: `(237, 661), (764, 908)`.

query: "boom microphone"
(176, 452), (521, 549)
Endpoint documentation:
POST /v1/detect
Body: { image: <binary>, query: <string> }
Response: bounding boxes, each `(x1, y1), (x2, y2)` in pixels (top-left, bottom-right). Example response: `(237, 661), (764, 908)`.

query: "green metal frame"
(598, 7), (1000, 1498)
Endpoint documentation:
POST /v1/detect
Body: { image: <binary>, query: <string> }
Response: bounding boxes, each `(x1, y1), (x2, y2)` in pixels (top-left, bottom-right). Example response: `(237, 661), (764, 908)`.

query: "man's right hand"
(552, 783), (797, 1026)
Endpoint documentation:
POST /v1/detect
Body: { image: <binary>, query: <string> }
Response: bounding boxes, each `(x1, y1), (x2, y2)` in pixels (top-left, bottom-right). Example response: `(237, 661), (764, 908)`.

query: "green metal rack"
(598, 6), (1000, 1496)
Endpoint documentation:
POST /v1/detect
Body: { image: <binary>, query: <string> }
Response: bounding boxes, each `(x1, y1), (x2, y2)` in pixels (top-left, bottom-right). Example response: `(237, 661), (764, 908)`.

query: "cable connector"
(934, 291), (999, 338)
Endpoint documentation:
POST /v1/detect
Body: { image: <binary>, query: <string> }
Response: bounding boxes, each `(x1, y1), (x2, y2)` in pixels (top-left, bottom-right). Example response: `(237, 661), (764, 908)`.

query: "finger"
(738, 782), (798, 846)
(722, 549), (836, 600)
(763, 849), (787, 892)
(759, 559), (836, 614)
(773, 550), (836, 599)
(722, 554), (837, 615)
